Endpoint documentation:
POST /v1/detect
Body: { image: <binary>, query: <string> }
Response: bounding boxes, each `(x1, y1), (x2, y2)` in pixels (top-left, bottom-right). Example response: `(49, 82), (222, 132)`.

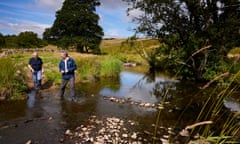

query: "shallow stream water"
(0, 69), (239, 143)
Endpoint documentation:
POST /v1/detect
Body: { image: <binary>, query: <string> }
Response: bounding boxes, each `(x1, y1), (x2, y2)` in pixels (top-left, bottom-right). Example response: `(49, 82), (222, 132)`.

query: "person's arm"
(68, 58), (77, 72)
(28, 59), (34, 72)
(59, 61), (65, 74)
(41, 65), (44, 74)
(28, 64), (34, 72)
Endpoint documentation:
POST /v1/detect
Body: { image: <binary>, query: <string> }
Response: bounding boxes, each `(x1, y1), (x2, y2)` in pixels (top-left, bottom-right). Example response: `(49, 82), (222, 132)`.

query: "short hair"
(33, 52), (38, 56)
(62, 50), (68, 56)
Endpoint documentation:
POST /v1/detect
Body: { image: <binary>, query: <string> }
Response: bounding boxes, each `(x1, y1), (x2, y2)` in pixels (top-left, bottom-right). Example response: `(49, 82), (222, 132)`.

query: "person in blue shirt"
(59, 51), (77, 101)
(28, 52), (44, 90)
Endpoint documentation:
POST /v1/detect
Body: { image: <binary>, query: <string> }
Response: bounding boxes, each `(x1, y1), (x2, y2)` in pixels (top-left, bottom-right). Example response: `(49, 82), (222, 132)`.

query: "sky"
(0, 0), (138, 38)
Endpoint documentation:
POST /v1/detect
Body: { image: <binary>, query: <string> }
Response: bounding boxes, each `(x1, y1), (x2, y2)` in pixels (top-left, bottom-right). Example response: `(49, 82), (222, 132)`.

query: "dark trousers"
(60, 77), (76, 99)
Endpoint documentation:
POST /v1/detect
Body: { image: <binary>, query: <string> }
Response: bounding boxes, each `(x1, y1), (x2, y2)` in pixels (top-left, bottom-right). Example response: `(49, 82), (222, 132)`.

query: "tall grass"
(0, 57), (28, 100)
(77, 57), (100, 81)
(151, 55), (240, 143)
(177, 71), (240, 143)
(41, 54), (61, 85)
(100, 57), (122, 77)
(76, 56), (122, 81)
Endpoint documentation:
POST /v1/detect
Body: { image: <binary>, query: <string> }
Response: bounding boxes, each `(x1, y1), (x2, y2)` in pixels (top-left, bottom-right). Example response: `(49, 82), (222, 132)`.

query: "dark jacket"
(29, 57), (43, 71)
(59, 57), (77, 80)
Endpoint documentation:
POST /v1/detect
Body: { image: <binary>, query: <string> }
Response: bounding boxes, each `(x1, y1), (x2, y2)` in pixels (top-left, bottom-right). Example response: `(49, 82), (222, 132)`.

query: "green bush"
(76, 56), (122, 80)
(45, 71), (61, 85)
(77, 57), (100, 80)
(0, 58), (15, 86)
(100, 57), (122, 77)
(229, 47), (240, 55)
(0, 58), (28, 100)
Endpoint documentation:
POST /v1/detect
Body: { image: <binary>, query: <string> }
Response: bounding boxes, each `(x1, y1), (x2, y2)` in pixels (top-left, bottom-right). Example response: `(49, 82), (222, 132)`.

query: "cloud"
(125, 8), (144, 22)
(33, 0), (64, 11)
(100, 0), (128, 9)
(104, 28), (134, 38)
(104, 29), (121, 38)
(0, 19), (50, 37)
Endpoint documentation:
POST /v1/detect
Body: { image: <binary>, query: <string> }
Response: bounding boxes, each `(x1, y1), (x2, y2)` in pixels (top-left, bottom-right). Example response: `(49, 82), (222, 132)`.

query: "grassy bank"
(0, 50), (124, 100)
(0, 57), (28, 100)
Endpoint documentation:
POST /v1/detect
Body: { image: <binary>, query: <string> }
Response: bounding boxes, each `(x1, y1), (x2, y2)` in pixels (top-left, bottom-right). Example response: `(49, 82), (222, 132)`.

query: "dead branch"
(185, 121), (213, 130)
(191, 45), (212, 57)
(180, 121), (213, 137)
(200, 72), (231, 89)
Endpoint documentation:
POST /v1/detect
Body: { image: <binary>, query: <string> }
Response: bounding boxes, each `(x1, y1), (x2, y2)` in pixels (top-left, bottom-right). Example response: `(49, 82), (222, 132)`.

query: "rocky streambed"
(64, 115), (179, 144)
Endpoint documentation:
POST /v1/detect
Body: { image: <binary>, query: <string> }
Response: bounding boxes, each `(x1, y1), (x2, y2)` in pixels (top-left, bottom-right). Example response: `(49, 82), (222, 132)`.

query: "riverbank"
(0, 48), (144, 101)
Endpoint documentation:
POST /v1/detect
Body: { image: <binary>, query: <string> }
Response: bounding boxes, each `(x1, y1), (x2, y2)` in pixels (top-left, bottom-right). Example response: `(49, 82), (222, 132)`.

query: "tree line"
(0, 32), (47, 49)
(0, 0), (103, 53)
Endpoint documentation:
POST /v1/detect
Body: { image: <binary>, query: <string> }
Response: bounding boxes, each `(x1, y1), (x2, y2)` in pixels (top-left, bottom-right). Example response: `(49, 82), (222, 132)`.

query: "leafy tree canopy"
(0, 32), (46, 49)
(0, 33), (5, 48)
(17, 31), (42, 48)
(124, 0), (240, 80)
(44, 0), (104, 53)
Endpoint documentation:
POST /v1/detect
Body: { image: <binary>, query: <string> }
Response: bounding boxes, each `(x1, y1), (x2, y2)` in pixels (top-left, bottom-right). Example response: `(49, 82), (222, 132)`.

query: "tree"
(5, 35), (18, 48)
(124, 0), (240, 80)
(44, 0), (104, 53)
(0, 33), (5, 48)
(43, 28), (57, 45)
(17, 31), (46, 48)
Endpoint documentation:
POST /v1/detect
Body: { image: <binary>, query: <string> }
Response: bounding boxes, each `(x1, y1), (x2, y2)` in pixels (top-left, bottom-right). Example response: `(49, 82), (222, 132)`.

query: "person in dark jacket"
(28, 52), (44, 90)
(59, 51), (77, 101)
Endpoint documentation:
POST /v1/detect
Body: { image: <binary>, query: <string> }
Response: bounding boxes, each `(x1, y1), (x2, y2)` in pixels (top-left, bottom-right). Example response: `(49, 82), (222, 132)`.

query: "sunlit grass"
(228, 47), (240, 55)
(76, 56), (100, 81)
(100, 57), (122, 77)
(0, 57), (28, 100)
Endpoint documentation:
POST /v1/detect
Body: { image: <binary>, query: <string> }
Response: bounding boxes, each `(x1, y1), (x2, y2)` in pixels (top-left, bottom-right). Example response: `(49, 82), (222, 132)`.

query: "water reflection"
(27, 91), (36, 108)
(100, 71), (178, 103)
(224, 98), (240, 113)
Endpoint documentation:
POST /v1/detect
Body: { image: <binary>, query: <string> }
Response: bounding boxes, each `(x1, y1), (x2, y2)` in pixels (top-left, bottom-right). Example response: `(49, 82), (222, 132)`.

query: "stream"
(0, 70), (240, 143)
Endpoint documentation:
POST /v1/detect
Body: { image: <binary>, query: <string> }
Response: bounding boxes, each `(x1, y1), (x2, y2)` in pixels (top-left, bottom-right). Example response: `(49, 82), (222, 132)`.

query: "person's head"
(33, 52), (38, 58)
(61, 51), (68, 60)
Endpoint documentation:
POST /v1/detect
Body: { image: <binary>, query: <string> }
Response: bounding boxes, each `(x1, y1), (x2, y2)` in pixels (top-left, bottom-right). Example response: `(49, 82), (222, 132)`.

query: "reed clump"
(0, 57), (28, 100)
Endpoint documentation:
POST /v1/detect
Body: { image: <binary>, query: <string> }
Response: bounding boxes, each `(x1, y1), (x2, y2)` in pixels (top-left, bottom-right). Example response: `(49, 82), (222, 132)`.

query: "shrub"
(76, 57), (100, 80)
(0, 58), (28, 100)
(100, 57), (122, 77)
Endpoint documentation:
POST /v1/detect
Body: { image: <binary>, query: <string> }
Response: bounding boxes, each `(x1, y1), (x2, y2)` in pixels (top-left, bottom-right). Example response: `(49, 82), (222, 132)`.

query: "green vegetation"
(152, 77), (240, 143)
(17, 31), (46, 48)
(100, 57), (122, 77)
(0, 33), (5, 49)
(0, 38), (240, 142)
(0, 32), (46, 49)
(0, 57), (28, 100)
(124, 0), (240, 81)
(189, 76), (240, 143)
(43, 0), (103, 53)
(77, 56), (100, 81)
(100, 38), (158, 65)
(41, 54), (62, 85)
(229, 47), (240, 55)
(0, 0), (239, 142)
(0, 49), (123, 100)
(76, 56), (122, 81)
